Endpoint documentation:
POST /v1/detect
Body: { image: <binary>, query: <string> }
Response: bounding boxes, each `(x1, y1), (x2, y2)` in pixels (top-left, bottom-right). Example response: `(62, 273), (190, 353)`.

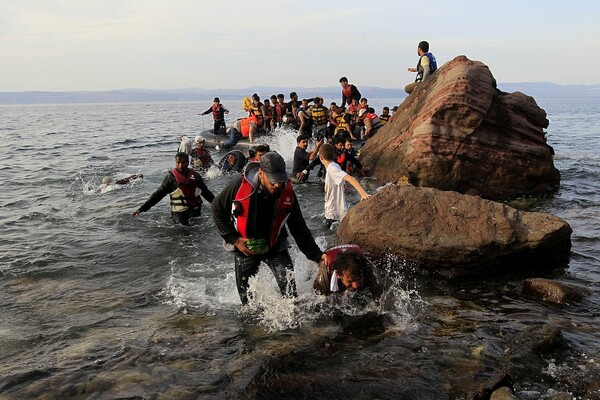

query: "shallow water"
(1, 97), (599, 399)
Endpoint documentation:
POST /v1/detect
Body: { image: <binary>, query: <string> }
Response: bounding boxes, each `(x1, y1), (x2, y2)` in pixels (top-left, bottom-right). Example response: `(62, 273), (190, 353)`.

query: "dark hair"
(320, 143), (335, 161)
(296, 134), (310, 143)
(289, 92), (297, 98)
(255, 144), (270, 153)
(418, 40), (430, 52)
(367, 107), (375, 113)
(335, 136), (347, 145)
(339, 77), (348, 83)
(331, 252), (371, 282)
(175, 152), (189, 161)
(277, 93), (285, 99)
(252, 93), (260, 101)
(270, 95), (277, 100)
(213, 97), (220, 102)
(360, 98), (368, 103)
(383, 106), (390, 111)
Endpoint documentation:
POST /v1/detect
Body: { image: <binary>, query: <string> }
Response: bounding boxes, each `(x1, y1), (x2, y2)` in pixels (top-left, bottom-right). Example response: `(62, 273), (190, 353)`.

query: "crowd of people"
(130, 41), (438, 305)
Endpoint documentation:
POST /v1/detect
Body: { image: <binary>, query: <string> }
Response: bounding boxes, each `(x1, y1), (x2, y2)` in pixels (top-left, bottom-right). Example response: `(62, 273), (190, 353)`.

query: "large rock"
(337, 185), (571, 278)
(360, 55), (559, 200)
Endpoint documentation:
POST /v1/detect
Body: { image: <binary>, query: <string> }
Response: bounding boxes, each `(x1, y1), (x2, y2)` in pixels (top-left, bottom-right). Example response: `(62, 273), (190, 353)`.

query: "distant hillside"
(1, 83), (599, 105)
(497, 82), (600, 98)
(0, 86), (405, 105)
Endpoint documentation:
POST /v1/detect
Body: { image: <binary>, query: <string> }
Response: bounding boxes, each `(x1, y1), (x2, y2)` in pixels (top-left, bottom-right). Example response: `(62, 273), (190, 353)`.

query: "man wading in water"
(212, 152), (325, 304)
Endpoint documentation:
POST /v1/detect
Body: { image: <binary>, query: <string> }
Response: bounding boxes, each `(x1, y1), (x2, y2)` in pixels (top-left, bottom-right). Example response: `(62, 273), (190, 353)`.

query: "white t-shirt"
(324, 162), (348, 220)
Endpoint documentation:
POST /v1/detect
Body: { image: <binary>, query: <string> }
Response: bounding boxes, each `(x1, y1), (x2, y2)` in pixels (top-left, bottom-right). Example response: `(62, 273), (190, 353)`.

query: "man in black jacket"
(132, 152), (214, 225)
(212, 152), (324, 304)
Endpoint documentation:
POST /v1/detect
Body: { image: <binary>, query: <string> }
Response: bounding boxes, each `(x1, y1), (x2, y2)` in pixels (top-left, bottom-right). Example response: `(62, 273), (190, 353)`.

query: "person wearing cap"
(212, 152), (325, 304)
(339, 77), (362, 108)
(191, 135), (214, 171)
(389, 105), (399, 123)
(132, 152), (214, 225)
(200, 97), (229, 136)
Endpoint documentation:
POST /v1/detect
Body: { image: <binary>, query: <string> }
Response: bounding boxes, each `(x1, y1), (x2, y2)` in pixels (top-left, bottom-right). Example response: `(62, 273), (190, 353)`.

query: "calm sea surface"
(0, 97), (599, 399)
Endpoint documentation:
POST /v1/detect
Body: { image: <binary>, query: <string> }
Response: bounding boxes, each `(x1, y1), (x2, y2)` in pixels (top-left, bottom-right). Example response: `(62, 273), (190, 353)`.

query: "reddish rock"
(522, 278), (590, 305)
(360, 55), (559, 200)
(337, 185), (571, 278)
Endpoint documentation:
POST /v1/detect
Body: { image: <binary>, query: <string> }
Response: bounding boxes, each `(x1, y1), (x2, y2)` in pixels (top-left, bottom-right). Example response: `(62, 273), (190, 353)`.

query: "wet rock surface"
(337, 185), (572, 278)
(360, 55), (559, 200)
(522, 277), (591, 305)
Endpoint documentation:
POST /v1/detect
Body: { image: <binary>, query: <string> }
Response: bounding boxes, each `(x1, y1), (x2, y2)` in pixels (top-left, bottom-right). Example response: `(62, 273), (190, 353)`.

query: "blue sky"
(1, 0), (599, 91)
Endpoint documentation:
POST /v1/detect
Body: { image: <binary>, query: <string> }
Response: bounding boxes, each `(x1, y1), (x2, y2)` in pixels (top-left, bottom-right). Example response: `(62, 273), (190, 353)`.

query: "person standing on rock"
(405, 40), (438, 94)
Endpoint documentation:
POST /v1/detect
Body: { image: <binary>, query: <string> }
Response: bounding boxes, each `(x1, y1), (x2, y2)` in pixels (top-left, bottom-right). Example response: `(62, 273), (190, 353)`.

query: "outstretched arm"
(342, 175), (370, 200)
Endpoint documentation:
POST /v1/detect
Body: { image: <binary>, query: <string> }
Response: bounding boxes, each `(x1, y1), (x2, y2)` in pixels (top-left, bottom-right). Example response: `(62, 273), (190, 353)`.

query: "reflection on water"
(0, 99), (599, 398)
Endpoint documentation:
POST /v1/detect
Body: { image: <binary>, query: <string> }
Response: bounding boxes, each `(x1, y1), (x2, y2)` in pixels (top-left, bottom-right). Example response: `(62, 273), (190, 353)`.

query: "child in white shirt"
(318, 143), (370, 224)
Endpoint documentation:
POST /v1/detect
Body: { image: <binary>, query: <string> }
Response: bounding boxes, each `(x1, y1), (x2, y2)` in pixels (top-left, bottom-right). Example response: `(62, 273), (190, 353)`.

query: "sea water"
(0, 97), (599, 398)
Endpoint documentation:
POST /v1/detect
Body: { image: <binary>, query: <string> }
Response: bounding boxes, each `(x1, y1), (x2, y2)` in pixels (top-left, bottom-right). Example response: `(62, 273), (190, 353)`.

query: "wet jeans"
(234, 249), (297, 305)
(222, 127), (241, 150)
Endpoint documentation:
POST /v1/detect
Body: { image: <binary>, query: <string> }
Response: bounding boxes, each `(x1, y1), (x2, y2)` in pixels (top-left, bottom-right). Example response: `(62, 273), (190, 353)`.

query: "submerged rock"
(337, 185), (571, 278)
(360, 55), (559, 200)
(522, 278), (591, 305)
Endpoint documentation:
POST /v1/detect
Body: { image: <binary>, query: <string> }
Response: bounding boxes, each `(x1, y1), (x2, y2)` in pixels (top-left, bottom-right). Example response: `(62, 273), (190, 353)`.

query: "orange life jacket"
(240, 115), (258, 137)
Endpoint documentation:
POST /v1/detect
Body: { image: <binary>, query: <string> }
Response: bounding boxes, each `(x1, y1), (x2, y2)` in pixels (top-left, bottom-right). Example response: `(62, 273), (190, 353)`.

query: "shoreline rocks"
(338, 185), (572, 278)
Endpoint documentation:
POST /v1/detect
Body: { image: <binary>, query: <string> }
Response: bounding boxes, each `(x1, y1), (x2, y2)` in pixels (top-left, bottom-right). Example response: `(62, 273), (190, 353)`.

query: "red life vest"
(264, 104), (273, 119)
(170, 168), (201, 211)
(192, 148), (212, 169)
(233, 176), (295, 249)
(325, 244), (363, 274)
(211, 104), (224, 121)
(275, 103), (287, 122)
(342, 85), (353, 102)
(336, 149), (347, 166)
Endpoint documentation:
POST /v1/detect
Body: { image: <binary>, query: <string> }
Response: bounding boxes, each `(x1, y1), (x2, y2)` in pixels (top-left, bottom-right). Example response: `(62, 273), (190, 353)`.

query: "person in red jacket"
(212, 152), (325, 304)
(200, 97), (229, 135)
(132, 153), (214, 225)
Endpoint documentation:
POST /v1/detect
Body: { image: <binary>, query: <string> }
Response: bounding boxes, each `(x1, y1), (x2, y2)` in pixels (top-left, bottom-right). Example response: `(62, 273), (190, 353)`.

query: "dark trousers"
(170, 206), (201, 225)
(214, 120), (226, 135)
(234, 249), (297, 304)
(222, 128), (240, 150)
